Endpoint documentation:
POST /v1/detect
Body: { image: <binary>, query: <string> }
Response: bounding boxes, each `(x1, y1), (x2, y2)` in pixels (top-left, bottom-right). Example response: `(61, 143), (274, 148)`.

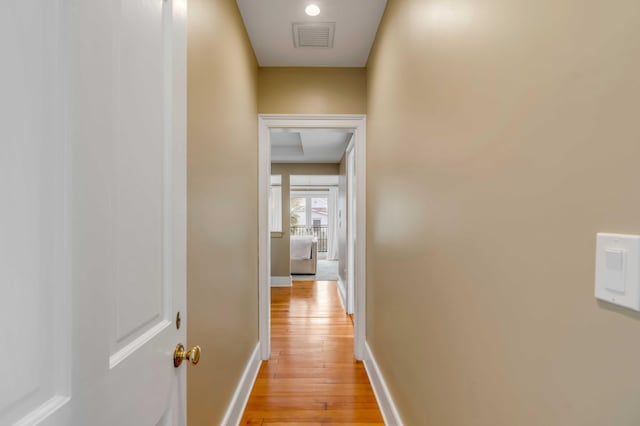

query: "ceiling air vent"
(292, 22), (335, 48)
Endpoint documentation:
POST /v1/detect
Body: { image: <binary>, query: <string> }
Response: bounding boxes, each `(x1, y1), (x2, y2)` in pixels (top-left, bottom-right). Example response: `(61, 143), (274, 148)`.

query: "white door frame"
(346, 142), (356, 314)
(258, 114), (367, 360)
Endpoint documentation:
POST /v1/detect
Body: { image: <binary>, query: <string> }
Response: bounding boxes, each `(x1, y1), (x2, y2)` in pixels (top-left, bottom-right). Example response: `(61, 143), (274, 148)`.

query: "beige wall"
(367, 0), (640, 424)
(271, 163), (340, 277)
(187, 0), (258, 423)
(258, 67), (367, 114)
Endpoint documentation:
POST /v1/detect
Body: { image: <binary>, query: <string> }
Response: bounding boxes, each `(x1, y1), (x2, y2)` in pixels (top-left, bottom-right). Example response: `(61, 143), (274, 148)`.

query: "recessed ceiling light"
(305, 4), (320, 16)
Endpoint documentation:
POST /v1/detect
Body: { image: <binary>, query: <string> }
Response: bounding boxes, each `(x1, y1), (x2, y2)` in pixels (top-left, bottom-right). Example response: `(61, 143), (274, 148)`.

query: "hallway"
(240, 281), (383, 424)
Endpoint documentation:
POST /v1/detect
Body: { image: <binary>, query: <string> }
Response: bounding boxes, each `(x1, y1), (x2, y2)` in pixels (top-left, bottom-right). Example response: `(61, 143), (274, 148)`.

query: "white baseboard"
(220, 342), (262, 426)
(363, 342), (404, 426)
(337, 277), (347, 312)
(270, 276), (292, 287)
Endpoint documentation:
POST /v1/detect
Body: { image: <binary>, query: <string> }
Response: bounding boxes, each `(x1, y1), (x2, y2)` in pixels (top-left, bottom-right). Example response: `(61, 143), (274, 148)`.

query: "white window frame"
(290, 190), (330, 229)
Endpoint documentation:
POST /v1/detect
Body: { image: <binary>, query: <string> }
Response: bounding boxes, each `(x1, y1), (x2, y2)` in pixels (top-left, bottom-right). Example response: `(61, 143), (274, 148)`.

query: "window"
(290, 191), (330, 253)
(270, 175), (282, 233)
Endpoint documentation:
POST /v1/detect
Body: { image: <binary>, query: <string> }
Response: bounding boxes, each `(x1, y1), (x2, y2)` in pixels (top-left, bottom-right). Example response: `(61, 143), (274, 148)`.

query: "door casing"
(258, 114), (367, 360)
(346, 142), (356, 314)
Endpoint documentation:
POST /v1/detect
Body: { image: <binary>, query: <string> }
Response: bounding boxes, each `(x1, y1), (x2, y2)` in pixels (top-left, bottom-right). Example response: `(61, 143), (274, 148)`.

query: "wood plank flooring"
(240, 281), (384, 425)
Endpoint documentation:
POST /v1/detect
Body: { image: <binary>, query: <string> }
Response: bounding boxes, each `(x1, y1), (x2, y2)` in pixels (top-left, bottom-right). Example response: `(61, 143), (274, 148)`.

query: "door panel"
(112, 0), (168, 357)
(0, 0), (71, 424)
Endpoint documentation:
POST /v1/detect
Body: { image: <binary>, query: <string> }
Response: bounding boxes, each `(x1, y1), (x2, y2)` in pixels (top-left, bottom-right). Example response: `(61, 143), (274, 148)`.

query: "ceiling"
(236, 0), (387, 67)
(271, 129), (352, 163)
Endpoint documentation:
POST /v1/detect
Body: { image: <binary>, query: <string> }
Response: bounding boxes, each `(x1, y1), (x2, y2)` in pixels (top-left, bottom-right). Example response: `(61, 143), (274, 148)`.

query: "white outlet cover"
(595, 233), (640, 311)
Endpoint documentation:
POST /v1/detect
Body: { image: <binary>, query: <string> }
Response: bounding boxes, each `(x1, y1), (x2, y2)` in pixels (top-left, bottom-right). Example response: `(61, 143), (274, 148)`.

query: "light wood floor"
(240, 280), (384, 425)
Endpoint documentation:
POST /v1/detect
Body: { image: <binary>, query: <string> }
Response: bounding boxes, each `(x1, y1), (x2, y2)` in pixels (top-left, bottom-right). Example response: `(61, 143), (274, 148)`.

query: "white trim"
(337, 277), (347, 312)
(258, 117), (271, 360)
(220, 342), (262, 426)
(258, 114), (367, 360)
(363, 342), (404, 426)
(109, 320), (171, 369)
(269, 184), (283, 233)
(289, 275), (316, 281)
(346, 142), (356, 316)
(270, 276), (292, 287)
(291, 190), (331, 197)
(14, 396), (71, 426)
(353, 116), (366, 360)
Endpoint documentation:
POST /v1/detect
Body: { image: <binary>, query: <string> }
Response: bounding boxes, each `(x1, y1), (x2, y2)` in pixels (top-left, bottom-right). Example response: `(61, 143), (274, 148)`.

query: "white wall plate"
(595, 233), (640, 311)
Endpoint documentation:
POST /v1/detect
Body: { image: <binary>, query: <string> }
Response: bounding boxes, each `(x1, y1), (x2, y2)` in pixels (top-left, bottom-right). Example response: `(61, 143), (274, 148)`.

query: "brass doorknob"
(173, 343), (201, 368)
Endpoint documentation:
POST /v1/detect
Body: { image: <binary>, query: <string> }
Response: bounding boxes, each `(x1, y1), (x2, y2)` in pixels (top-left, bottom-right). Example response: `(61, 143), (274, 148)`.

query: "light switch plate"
(595, 233), (640, 311)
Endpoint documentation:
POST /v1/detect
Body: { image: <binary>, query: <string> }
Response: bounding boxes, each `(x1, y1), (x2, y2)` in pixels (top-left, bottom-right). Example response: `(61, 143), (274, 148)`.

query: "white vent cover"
(292, 22), (335, 48)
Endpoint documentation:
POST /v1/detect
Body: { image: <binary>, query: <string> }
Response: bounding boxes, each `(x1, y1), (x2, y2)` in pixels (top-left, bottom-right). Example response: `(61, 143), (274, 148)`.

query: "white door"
(0, 0), (188, 424)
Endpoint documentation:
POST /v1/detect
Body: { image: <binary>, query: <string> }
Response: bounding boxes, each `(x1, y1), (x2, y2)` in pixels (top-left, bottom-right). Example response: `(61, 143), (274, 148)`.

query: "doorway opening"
(258, 114), (367, 360)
